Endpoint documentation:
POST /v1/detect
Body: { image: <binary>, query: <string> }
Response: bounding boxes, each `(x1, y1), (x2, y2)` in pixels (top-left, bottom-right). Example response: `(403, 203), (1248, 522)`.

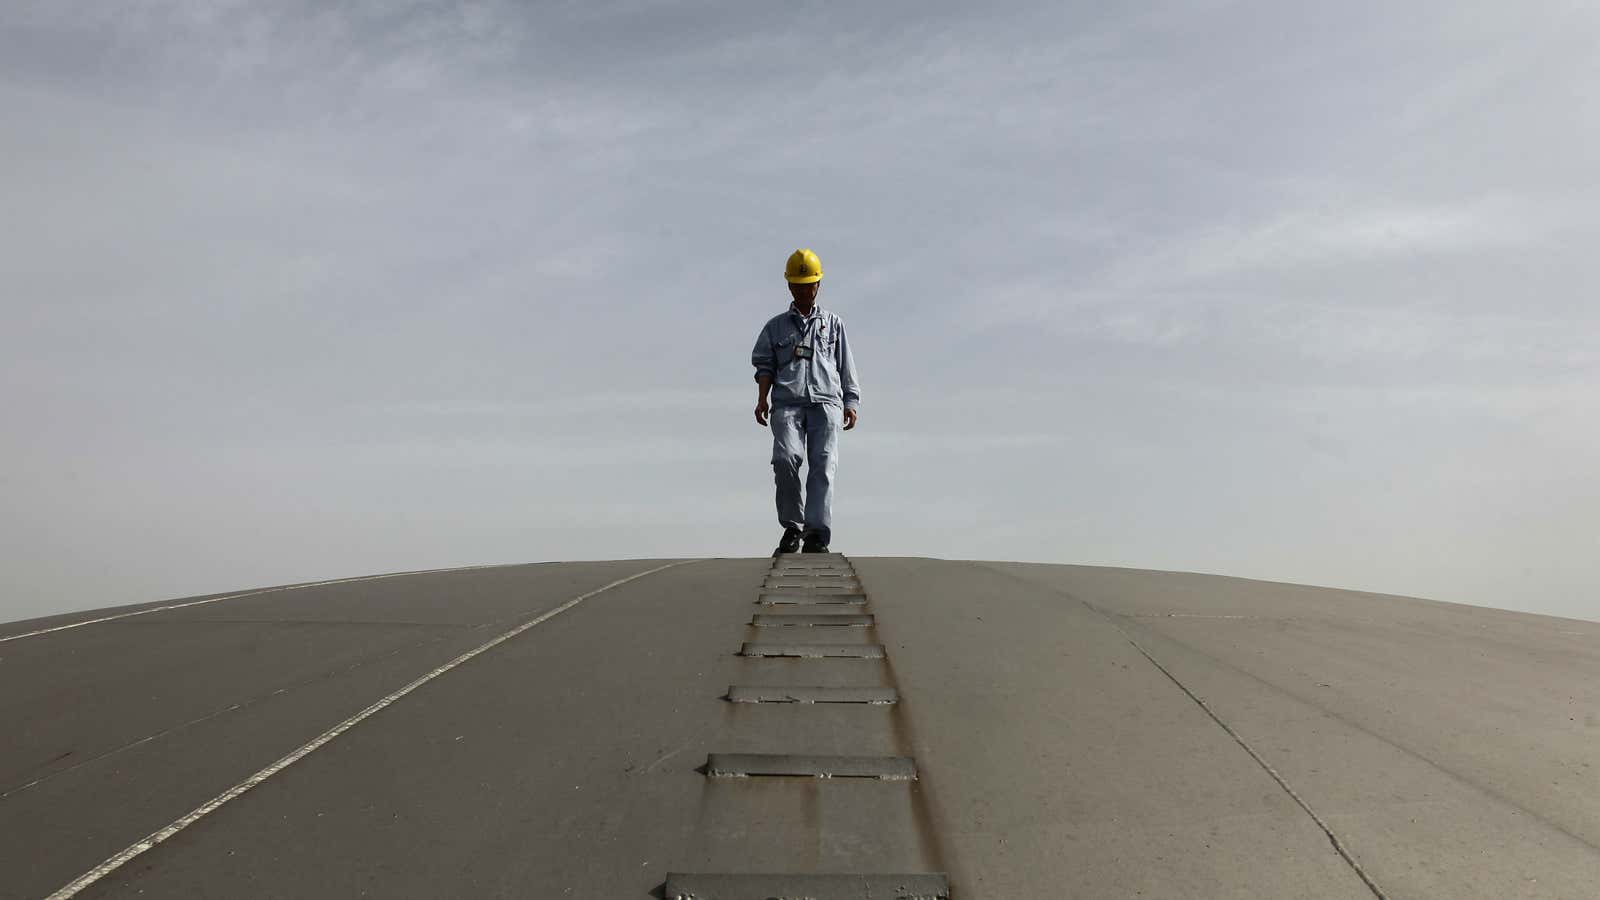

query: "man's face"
(788, 282), (820, 305)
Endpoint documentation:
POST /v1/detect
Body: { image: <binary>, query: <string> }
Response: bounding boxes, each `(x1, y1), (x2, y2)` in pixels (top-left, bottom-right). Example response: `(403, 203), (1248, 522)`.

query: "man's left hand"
(843, 408), (858, 431)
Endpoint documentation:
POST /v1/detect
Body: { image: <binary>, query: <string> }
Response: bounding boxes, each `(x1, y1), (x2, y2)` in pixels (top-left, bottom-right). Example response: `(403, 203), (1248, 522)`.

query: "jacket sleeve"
(751, 322), (775, 381)
(837, 320), (860, 410)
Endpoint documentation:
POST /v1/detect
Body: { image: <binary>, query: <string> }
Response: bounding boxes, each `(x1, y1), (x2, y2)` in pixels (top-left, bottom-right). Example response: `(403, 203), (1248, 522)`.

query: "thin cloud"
(1101, 200), (1542, 291)
(2, 0), (1597, 623)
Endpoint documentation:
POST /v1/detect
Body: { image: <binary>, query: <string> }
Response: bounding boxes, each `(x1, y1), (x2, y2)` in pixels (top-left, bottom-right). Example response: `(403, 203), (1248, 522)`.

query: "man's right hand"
(754, 397), (770, 426)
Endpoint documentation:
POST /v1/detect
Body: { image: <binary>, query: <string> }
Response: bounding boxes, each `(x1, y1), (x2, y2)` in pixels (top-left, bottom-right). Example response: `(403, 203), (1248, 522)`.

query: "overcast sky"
(3, 0), (1596, 624)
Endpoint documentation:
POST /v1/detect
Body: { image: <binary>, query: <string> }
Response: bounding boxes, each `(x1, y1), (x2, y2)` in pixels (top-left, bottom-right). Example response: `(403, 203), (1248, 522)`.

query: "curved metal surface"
(0, 557), (1596, 897)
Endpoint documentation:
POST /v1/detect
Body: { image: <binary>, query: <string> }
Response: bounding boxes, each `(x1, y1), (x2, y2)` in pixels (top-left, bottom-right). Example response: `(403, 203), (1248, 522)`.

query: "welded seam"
(969, 562), (1388, 898)
(1, 626), (475, 800)
(1112, 625), (1390, 900)
(1113, 607), (1600, 857)
(0, 562), (531, 644)
(985, 563), (1600, 857)
(44, 559), (702, 900)
(100, 618), (478, 628)
(845, 556), (957, 885)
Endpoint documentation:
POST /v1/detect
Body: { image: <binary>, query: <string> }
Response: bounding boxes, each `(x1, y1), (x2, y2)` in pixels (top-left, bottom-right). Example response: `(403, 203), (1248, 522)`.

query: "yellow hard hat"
(784, 248), (824, 284)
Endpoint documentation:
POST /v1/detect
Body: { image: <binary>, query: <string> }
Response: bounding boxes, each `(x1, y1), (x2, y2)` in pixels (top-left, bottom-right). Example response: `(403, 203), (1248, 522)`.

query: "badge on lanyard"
(793, 316), (820, 359)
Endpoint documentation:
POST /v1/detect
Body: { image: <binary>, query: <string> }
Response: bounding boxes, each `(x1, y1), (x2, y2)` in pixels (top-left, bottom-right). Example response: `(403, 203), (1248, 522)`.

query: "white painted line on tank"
(43, 558), (701, 900)
(0, 562), (527, 644)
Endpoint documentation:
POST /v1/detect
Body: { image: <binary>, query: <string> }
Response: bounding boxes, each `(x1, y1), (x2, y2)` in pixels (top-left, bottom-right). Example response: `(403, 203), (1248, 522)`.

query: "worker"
(751, 248), (861, 555)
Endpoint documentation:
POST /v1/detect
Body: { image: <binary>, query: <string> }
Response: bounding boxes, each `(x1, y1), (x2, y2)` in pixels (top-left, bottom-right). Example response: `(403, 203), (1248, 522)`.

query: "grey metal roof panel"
(664, 872), (949, 899)
(705, 753), (917, 780)
(726, 685), (898, 704)
(739, 642), (885, 658)
(758, 594), (866, 605)
(750, 613), (874, 627)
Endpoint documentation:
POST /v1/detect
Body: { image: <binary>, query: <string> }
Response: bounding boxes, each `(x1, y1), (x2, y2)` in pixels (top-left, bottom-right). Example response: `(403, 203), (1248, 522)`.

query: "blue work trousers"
(770, 402), (841, 544)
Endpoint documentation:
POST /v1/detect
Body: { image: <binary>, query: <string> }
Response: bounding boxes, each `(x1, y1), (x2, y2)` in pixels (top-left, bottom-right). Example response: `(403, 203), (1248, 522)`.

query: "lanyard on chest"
(790, 310), (825, 350)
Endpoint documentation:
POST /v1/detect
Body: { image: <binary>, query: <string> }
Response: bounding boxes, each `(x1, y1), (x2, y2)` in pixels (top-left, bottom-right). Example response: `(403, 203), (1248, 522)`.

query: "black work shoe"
(773, 528), (803, 556)
(801, 534), (829, 554)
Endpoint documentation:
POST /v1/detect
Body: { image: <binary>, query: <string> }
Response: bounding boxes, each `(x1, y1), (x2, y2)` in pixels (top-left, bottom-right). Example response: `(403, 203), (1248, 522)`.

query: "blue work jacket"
(751, 303), (860, 410)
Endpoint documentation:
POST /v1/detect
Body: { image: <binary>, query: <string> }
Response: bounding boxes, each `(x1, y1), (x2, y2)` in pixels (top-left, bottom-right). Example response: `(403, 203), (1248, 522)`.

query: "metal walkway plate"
(705, 753), (917, 780)
(751, 613), (874, 627)
(664, 872), (949, 899)
(754, 603), (872, 617)
(740, 642), (885, 658)
(765, 577), (861, 585)
(727, 685), (898, 704)
(770, 575), (857, 582)
(758, 594), (866, 605)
